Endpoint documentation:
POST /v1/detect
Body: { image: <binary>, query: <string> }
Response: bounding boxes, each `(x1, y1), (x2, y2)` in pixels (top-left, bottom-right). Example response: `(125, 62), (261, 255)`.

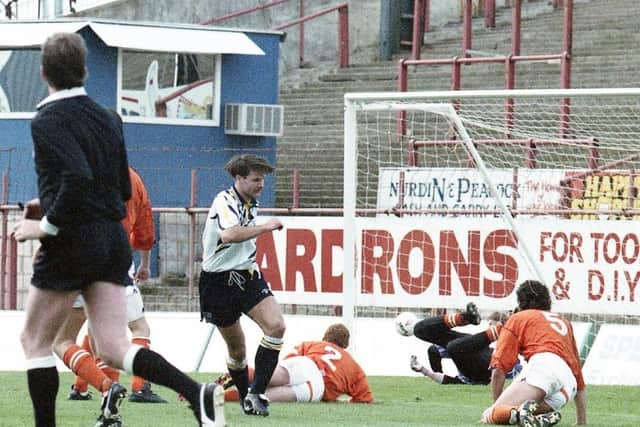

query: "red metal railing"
(411, 1), (573, 62)
(397, 52), (570, 140)
(406, 138), (599, 170)
(273, 3), (349, 69)
(399, 1), (574, 144)
(200, 0), (291, 25)
(201, 0), (350, 68)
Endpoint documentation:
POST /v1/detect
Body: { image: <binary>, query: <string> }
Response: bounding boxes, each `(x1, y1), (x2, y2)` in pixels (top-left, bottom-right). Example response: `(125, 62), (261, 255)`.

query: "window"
(117, 50), (221, 126)
(0, 49), (47, 116)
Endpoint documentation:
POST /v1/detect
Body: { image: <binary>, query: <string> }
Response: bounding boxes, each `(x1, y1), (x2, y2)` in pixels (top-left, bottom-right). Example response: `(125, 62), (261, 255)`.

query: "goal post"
(343, 88), (640, 374)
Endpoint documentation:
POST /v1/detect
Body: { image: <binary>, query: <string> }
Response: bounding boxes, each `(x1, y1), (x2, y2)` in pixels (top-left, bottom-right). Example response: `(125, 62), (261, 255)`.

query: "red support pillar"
(7, 234), (17, 309)
(559, 1), (573, 137)
(397, 59), (408, 140)
(338, 5), (349, 68)
(299, 0), (305, 65)
(411, 0), (426, 60)
(451, 57), (461, 114)
(424, 0), (430, 33)
(451, 57), (461, 91)
(512, 0), (521, 56)
(462, 0), (472, 57)
(484, 0), (495, 28)
(505, 55), (515, 136)
(292, 168), (300, 208)
(406, 139), (418, 167)
(525, 139), (537, 168)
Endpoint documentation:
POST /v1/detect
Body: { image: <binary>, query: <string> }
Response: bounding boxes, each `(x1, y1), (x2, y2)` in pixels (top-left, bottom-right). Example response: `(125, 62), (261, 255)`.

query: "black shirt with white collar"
(31, 87), (131, 233)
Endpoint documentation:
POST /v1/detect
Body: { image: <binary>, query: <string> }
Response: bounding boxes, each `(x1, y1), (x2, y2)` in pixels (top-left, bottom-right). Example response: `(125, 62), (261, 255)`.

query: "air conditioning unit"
(224, 103), (284, 137)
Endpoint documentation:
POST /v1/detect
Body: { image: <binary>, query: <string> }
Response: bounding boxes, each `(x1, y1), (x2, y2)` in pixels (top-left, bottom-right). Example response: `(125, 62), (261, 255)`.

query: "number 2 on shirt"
(320, 345), (343, 371)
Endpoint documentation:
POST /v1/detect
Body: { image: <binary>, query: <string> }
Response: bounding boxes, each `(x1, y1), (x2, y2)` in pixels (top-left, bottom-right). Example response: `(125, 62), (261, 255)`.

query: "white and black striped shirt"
(201, 186), (259, 272)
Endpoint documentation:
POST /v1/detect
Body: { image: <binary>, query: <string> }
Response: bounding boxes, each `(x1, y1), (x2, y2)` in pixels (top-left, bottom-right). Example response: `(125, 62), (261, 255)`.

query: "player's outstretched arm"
(220, 219), (283, 243)
(490, 368), (506, 402)
(574, 389), (587, 425)
(135, 249), (151, 281)
(410, 355), (447, 384)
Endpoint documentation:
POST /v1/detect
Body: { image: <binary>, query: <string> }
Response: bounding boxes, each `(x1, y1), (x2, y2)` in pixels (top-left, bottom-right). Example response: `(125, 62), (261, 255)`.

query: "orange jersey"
(286, 341), (373, 403)
(121, 168), (155, 251)
(491, 309), (585, 390)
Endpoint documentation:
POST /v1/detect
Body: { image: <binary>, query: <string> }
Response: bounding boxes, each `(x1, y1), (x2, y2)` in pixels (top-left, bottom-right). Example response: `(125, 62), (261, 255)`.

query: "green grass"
(1, 371), (639, 426)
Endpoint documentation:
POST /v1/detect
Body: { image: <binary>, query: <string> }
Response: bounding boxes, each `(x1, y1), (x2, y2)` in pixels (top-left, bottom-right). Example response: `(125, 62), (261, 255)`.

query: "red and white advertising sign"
(258, 216), (640, 315)
(376, 168), (566, 214)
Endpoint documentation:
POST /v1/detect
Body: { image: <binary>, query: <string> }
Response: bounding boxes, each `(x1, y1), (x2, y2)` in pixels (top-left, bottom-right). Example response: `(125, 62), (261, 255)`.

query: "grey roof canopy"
(0, 19), (265, 55)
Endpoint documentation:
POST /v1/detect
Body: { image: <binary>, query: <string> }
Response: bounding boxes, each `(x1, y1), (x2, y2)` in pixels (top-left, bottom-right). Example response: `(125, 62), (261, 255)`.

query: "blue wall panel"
(0, 26), (281, 210)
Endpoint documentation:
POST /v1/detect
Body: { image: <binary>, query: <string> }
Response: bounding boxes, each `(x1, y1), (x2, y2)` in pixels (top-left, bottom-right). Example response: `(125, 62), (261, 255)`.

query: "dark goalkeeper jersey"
(31, 90), (131, 230)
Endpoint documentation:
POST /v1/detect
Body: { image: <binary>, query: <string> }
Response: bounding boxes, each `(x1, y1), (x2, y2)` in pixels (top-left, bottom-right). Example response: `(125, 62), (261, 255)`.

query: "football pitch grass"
(1, 372), (639, 426)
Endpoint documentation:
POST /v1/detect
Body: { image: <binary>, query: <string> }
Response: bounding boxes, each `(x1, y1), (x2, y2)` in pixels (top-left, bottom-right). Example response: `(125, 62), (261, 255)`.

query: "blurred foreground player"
(14, 32), (223, 426)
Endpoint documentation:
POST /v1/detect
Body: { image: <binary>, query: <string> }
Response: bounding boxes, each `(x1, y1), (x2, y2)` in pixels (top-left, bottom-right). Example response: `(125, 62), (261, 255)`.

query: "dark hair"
(516, 280), (551, 311)
(323, 323), (350, 348)
(41, 32), (87, 90)
(224, 155), (274, 178)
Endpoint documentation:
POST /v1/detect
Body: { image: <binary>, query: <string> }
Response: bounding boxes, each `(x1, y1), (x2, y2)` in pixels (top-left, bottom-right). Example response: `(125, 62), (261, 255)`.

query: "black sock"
(228, 366), (249, 401)
(27, 367), (59, 427)
(250, 345), (280, 395)
(132, 347), (200, 405)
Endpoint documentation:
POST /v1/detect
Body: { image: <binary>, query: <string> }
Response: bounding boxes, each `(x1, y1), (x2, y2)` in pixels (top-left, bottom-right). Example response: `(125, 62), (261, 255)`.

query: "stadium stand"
(275, 0), (640, 209)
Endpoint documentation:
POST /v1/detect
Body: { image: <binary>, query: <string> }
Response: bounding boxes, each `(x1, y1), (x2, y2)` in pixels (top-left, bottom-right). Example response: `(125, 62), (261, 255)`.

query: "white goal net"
(344, 88), (640, 382)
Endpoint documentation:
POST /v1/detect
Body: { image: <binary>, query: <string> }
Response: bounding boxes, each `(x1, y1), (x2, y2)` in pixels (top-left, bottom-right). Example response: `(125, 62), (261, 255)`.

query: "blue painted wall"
(0, 26), (281, 209)
(126, 32), (281, 209)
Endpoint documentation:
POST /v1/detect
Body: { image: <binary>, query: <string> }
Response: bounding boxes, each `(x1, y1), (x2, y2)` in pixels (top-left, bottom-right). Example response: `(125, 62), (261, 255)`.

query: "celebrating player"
(481, 280), (586, 426)
(198, 154), (285, 416)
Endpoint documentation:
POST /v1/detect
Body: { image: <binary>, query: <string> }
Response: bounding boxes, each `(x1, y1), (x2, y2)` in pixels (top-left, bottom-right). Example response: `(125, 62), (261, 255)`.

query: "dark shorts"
(31, 220), (132, 291)
(452, 347), (493, 384)
(199, 269), (273, 327)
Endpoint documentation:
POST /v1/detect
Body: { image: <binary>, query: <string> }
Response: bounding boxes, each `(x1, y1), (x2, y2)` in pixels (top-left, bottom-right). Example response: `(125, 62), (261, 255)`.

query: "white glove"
(410, 355), (424, 372)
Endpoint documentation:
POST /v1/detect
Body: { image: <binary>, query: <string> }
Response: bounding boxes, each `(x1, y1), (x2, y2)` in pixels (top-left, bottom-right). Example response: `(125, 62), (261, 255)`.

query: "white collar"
(37, 87), (87, 109)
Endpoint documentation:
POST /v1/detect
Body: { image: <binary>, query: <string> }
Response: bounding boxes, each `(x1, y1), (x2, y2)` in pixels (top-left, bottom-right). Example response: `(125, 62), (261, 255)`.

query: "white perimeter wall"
(0, 310), (435, 376)
(3, 310), (635, 386)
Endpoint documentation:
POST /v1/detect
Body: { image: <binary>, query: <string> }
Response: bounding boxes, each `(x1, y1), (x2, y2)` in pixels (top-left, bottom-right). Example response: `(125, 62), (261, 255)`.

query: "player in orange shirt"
(481, 280), (587, 427)
(51, 167), (166, 425)
(219, 323), (373, 404)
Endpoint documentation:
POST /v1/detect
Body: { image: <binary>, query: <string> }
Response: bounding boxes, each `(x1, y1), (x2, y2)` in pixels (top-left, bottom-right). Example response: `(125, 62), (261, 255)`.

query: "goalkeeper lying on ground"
(407, 303), (520, 385)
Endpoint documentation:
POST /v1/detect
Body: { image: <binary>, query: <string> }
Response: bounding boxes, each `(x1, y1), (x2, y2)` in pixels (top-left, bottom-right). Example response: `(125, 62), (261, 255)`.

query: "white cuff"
(39, 216), (59, 236)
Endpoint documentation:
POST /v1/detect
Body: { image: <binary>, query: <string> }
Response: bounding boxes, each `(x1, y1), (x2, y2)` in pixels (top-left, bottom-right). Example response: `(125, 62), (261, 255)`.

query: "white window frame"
(0, 49), (43, 119)
(116, 48), (222, 127)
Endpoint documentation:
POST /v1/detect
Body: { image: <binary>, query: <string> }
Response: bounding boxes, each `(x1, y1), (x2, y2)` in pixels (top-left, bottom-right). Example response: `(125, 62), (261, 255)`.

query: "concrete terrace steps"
(284, 57), (638, 91)
(275, 0), (640, 208)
